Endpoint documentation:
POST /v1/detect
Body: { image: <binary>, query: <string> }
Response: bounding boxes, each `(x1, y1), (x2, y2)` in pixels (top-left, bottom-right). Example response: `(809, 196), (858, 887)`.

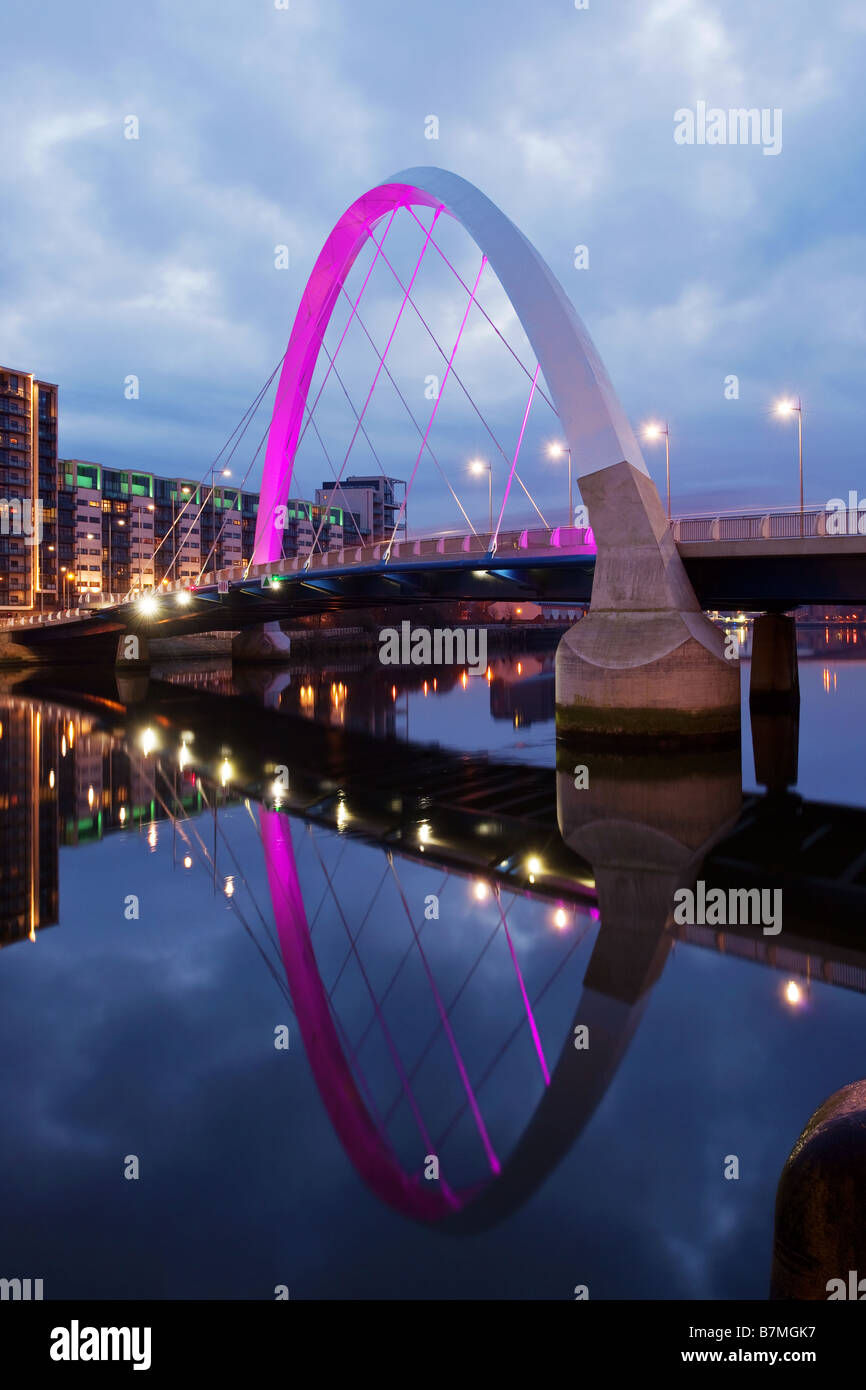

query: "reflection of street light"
(643, 421), (671, 518)
(547, 442), (573, 527)
(775, 396), (804, 533)
(783, 977), (810, 1008)
(470, 459), (492, 533)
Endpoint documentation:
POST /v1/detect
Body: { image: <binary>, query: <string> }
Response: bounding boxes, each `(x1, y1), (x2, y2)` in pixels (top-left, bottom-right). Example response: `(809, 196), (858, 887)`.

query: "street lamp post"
(547, 443), (573, 526)
(210, 466), (231, 576)
(775, 397), (804, 535)
(643, 421), (671, 519)
(144, 503), (155, 592)
(470, 459), (493, 534)
(115, 517), (126, 600)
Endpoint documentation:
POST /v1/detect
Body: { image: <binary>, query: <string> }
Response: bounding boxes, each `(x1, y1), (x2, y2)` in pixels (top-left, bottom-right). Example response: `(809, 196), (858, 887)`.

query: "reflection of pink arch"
(253, 166), (646, 564)
(259, 807), (661, 1231)
(260, 808), (461, 1220)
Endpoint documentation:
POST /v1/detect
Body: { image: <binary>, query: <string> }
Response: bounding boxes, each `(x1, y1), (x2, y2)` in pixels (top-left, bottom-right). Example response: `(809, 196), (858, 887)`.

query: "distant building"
(0, 366), (59, 609)
(315, 475), (406, 544)
(55, 464), (352, 597)
(0, 367), (379, 606)
(268, 499), (345, 564)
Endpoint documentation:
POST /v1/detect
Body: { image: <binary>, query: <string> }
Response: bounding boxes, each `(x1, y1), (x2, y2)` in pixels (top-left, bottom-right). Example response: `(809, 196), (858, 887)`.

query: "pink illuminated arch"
(253, 167), (647, 564)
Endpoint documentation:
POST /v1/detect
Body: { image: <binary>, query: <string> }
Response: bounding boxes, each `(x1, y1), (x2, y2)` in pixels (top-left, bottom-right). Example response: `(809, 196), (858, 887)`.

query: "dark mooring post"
(750, 612), (800, 709)
(749, 613), (800, 792)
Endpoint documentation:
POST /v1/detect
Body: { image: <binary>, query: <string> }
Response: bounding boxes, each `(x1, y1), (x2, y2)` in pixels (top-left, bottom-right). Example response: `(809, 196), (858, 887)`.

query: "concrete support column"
(749, 612), (800, 711)
(232, 621), (292, 664)
(556, 461), (740, 742)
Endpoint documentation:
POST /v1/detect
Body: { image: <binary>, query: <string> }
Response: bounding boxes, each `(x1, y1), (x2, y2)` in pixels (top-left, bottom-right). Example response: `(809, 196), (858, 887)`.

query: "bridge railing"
(8, 510), (863, 626)
(672, 509), (833, 542)
(205, 527), (595, 589)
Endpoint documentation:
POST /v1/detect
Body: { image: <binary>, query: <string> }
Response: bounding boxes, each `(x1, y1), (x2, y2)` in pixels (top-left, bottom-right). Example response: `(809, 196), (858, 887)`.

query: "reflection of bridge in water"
(3, 669), (866, 1231)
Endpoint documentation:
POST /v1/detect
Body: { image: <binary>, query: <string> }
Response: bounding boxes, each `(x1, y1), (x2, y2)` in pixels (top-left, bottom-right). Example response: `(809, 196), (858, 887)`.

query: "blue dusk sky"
(2, 0), (865, 529)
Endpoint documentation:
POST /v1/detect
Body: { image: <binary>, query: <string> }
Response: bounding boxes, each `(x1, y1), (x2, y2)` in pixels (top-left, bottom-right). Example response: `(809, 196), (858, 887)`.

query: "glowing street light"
(138, 594), (158, 617)
(470, 458), (493, 533)
(547, 442), (573, 527)
(775, 396), (804, 533)
(643, 421), (671, 518)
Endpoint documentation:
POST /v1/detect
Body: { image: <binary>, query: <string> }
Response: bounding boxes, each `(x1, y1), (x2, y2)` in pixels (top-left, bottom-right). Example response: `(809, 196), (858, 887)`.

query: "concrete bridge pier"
(556, 461), (740, 742)
(749, 612), (800, 710)
(232, 621), (292, 664)
(748, 613), (800, 792)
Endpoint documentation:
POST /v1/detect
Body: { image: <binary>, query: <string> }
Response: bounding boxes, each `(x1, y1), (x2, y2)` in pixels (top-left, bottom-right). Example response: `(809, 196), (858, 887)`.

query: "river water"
(0, 622), (864, 1300)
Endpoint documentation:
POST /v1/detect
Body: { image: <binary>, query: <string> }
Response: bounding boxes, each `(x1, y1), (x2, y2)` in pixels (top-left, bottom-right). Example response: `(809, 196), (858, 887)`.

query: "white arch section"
(253, 166), (647, 565)
(390, 166), (647, 481)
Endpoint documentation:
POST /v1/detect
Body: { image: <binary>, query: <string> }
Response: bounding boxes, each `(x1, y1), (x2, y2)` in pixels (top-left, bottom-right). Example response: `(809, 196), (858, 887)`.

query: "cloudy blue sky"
(3, 0), (865, 530)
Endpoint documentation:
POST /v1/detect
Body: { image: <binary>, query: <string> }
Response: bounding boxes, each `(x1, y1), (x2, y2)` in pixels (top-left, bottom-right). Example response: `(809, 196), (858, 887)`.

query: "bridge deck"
(5, 512), (866, 648)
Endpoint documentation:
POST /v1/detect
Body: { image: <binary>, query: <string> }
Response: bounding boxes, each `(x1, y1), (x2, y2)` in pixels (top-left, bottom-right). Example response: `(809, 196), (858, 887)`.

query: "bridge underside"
(7, 547), (866, 659)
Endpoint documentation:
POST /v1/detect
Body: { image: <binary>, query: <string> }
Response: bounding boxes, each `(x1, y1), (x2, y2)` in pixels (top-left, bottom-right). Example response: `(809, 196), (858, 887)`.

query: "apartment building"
(57, 464), (347, 597)
(314, 475), (406, 544)
(0, 366), (59, 609)
(0, 365), (384, 605)
(57, 465), (257, 596)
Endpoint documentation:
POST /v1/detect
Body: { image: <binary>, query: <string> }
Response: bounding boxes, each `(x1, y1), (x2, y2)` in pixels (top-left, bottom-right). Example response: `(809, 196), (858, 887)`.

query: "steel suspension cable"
(303, 208), (444, 564)
(336, 284), (478, 538)
(403, 202), (558, 415)
(364, 223), (550, 534)
(151, 356), (283, 582)
(491, 366), (541, 552)
(384, 254), (487, 560)
(251, 208), (401, 568)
